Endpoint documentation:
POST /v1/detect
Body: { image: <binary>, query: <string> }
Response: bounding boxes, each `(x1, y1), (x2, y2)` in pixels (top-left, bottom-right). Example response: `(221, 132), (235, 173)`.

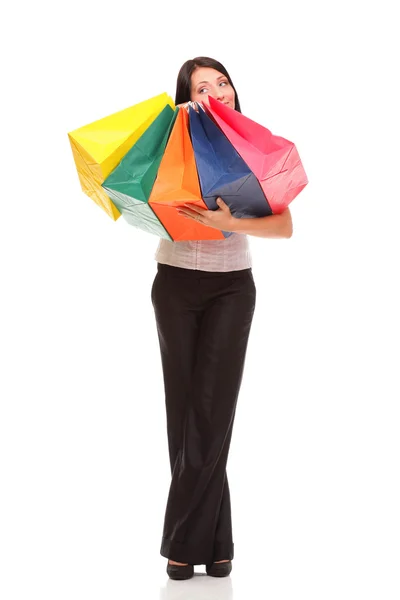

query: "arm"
(230, 207), (293, 239)
(178, 199), (293, 239)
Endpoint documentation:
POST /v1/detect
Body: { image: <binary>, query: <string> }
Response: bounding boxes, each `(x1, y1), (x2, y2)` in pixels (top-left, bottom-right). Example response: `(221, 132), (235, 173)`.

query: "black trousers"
(151, 262), (256, 565)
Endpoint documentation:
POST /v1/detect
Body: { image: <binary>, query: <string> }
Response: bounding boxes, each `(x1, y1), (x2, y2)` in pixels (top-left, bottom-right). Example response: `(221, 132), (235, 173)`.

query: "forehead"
(191, 67), (226, 87)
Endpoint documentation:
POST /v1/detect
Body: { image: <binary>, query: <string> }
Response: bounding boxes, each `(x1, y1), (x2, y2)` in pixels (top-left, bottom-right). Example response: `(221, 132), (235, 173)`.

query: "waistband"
(156, 262), (252, 278)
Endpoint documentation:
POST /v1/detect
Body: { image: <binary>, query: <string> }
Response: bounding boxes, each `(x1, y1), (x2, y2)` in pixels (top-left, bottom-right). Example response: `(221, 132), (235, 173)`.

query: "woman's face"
(190, 67), (235, 109)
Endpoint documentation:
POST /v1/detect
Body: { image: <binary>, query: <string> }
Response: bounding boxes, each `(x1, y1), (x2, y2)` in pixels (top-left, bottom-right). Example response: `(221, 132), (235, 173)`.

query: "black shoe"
(206, 560), (232, 577)
(166, 561), (194, 580)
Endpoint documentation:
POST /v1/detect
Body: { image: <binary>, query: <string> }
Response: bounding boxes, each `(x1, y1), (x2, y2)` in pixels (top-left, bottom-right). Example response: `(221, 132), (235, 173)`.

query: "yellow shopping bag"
(68, 92), (175, 220)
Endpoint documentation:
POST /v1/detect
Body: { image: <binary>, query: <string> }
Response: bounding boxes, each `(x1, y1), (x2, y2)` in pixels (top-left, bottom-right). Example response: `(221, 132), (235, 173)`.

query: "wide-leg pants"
(151, 262), (256, 566)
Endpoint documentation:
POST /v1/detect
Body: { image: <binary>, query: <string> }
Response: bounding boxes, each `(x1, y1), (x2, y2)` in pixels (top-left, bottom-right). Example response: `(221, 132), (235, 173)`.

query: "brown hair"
(175, 56), (242, 112)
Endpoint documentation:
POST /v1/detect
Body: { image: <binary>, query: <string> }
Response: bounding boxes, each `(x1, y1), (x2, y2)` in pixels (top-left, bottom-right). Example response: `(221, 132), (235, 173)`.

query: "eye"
(219, 81), (228, 87)
(199, 87), (208, 94)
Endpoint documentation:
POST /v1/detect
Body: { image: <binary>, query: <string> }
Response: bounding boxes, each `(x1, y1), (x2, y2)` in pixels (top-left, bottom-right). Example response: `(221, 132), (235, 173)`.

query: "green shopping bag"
(102, 105), (179, 239)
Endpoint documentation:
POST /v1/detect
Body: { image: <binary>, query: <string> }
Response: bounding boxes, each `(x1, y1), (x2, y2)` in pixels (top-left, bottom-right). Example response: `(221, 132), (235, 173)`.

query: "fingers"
(176, 101), (202, 113)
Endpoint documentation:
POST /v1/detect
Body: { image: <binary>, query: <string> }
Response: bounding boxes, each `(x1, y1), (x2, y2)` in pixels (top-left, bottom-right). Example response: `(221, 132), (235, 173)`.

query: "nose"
(209, 85), (225, 101)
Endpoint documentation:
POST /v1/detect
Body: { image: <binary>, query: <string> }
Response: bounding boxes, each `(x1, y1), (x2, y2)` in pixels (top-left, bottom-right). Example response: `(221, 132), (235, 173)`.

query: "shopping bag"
(204, 95), (308, 213)
(148, 108), (226, 241)
(188, 104), (272, 221)
(68, 92), (175, 220)
(102, 105), (179, 239)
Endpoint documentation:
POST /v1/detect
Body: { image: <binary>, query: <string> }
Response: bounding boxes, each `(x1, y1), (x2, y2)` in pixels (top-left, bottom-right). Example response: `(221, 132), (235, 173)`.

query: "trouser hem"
(160, 536), (234, 566)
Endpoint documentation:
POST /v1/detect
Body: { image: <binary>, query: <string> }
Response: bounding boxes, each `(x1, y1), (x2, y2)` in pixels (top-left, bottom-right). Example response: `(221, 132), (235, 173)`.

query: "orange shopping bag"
(148, 108), (225, 241)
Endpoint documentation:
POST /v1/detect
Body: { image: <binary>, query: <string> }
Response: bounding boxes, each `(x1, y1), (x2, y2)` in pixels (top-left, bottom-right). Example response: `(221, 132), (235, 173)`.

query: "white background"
(1, 1), (399, 598)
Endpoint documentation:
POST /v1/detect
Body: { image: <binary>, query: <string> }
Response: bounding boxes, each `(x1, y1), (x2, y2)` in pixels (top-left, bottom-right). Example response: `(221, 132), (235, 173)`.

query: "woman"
(151, 57), (293, 580)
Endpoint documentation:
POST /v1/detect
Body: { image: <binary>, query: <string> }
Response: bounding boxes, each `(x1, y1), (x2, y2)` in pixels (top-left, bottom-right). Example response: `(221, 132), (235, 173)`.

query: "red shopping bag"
(204, 96), (308, 214)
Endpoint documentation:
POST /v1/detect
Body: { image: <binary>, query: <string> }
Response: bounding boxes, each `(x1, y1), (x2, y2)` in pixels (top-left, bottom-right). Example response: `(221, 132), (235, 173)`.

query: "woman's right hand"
(176, 101), (202, 112)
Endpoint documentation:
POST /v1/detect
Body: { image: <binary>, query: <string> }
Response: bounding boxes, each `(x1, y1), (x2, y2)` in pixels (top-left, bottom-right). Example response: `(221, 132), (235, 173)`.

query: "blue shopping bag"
(188, 104), (273, 222)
